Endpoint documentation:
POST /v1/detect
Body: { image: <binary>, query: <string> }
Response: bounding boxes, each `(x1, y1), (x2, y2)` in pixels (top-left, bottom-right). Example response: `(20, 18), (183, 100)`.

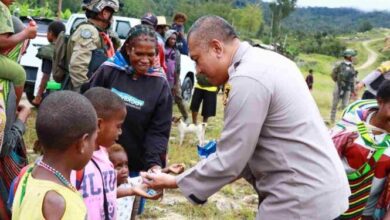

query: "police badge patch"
(81, 29), (92, 39)
(223, 83), (231, 107)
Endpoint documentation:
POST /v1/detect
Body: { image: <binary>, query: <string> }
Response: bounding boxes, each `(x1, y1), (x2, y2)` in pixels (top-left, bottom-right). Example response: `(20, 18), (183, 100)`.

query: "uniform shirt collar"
(228, 41), (251, 75)
(343, 60), (352, 65)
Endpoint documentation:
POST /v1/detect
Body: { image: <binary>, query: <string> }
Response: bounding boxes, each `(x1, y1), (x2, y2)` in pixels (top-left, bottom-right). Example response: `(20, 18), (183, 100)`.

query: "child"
(32, 21), (65, 105)
(305, 69), (314, 91)
(108, 143), (185, 220)
(12, 91), (98, 219)
(164, 29), (189, 122)
(74, 87), (127, 220)
(172, 12), (188, 55)
(0, 0), (37, 104)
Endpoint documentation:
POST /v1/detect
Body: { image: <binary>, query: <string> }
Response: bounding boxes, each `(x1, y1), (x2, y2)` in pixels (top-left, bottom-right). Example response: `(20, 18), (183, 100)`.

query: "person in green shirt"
(32, 21), (65, 106)
(0, 0), (37, 105)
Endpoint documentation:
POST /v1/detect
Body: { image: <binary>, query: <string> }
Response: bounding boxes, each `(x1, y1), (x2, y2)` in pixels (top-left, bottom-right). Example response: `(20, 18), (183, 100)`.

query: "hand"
(141, 172), (177, 190)
(24, 25), (37, 39)
(130, 185), (163, 200)
(148, 165), (162, 174)
(17, 105), (31, 123)
(167, 163), (185, 174)
(355, 81), (365, 92)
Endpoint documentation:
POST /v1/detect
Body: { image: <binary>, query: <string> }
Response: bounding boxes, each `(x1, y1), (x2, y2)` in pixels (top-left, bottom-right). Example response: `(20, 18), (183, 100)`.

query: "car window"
(116, 20), (131, 39)
(71, 18), (87, 33)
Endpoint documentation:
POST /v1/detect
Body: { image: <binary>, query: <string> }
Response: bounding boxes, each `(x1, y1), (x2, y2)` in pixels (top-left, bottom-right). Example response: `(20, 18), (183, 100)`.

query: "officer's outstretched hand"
(141, 172), (178, 190)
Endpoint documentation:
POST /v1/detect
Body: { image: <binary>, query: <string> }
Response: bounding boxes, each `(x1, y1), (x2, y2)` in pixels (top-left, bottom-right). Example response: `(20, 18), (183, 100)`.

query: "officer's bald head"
(188, 16), (238, 49)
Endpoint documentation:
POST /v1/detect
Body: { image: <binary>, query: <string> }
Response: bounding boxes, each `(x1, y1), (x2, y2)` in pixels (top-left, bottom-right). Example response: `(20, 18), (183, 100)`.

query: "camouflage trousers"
(330, 84), (351, 123)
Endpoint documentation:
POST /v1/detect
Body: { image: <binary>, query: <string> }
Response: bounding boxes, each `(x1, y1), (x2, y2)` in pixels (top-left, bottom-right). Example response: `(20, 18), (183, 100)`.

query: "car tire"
(24, 82), (38, 107)
(181, 76), (193, 103)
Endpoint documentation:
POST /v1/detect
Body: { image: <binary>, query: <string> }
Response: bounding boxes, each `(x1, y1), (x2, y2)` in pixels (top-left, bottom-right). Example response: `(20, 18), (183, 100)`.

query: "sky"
(263, 0), (390, 12)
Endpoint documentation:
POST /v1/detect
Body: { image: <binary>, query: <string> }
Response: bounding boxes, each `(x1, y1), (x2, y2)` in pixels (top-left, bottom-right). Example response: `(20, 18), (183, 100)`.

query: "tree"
(231, 4), (263, 38)
(269, 0), (297, 42)
(358, 21), (373, 32)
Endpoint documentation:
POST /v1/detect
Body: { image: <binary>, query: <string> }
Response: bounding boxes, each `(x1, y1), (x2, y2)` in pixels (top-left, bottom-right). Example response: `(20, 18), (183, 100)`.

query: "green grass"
(297, 53), (338, 119)
(297, 28), (389, 120)
(23, 28), (389, 219)
(339, 28), (390, 41)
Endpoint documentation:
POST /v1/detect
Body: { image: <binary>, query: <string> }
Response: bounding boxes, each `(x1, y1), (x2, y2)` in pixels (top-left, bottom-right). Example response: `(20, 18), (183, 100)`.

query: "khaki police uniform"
(68, 23), (101, 91)
(176, 42), (350, 220)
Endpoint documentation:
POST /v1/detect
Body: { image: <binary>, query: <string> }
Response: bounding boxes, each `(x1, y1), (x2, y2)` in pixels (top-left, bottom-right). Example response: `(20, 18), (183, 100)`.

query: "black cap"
(141, 12), (157, 28)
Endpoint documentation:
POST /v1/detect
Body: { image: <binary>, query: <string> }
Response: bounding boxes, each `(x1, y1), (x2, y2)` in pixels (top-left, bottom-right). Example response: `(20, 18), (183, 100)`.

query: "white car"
(19, 17), (54, 104)
(20, 14), (196, 105)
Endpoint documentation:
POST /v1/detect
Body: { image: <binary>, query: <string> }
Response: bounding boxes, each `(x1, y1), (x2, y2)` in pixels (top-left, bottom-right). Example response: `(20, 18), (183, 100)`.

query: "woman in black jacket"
(89, 25), (172, 174)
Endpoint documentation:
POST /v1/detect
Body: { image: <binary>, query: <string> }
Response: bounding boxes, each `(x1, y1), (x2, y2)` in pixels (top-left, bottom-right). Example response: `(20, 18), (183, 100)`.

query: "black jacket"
(89, 64), (172, 171)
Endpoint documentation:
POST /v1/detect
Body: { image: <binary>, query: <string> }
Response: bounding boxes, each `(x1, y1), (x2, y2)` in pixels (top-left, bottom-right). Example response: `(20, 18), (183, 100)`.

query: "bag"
(337, 62), (356, 91)
(52, 22), (108, 90)
(87, 49), (108, 78)
(197, 140), (217, 159)
(52, 31), (71, 85)
(340, 122), (390, 220)
(36, 44), (54, 61)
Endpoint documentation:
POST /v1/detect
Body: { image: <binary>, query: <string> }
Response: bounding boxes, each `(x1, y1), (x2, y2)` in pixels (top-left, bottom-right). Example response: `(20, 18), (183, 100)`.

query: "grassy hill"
(296, 28), (389, 121)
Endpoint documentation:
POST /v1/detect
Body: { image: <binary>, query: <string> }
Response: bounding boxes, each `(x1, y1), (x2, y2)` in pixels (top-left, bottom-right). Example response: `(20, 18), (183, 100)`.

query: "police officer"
(68, 0), (119, 92)
(330, 49), (357, 123)
(141, 16), (350, 220)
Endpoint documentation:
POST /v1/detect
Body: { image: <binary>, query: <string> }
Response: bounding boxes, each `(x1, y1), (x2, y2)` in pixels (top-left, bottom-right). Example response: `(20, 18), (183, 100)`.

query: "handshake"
(141, 163), (186, 194)
(141, 141), (217, 193)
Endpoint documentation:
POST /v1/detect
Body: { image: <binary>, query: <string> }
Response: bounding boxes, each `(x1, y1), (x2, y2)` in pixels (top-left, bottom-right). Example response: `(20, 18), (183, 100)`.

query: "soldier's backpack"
(338, 62), (355, 84)
(52, 30), (72, 89)
(52, 22), (109, 90)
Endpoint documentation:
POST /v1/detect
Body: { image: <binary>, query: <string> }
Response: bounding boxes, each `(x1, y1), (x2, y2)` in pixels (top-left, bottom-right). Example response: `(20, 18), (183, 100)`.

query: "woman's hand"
(141, 172), (178, 190)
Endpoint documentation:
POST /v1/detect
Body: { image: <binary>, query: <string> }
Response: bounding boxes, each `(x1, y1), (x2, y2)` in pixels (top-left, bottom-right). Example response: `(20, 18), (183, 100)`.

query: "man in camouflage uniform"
(68, 0), (119, 92)
(330, 49), (357, 123)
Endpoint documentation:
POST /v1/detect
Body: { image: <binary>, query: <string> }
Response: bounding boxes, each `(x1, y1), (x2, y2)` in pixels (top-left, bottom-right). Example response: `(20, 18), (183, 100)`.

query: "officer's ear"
(209, 39), (224, 58)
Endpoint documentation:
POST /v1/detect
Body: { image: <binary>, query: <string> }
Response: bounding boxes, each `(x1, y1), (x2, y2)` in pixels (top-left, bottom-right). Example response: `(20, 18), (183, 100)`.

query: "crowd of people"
(2, 0), (390, 219)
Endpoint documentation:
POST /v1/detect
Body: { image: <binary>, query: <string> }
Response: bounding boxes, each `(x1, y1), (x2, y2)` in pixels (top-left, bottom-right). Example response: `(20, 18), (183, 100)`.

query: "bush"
(298, 34), (345, 57)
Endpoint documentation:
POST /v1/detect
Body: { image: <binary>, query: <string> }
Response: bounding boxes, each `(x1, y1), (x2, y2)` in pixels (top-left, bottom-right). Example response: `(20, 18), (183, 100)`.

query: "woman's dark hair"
(119, 24), (158, 63)
(377, 80), (390, 102)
